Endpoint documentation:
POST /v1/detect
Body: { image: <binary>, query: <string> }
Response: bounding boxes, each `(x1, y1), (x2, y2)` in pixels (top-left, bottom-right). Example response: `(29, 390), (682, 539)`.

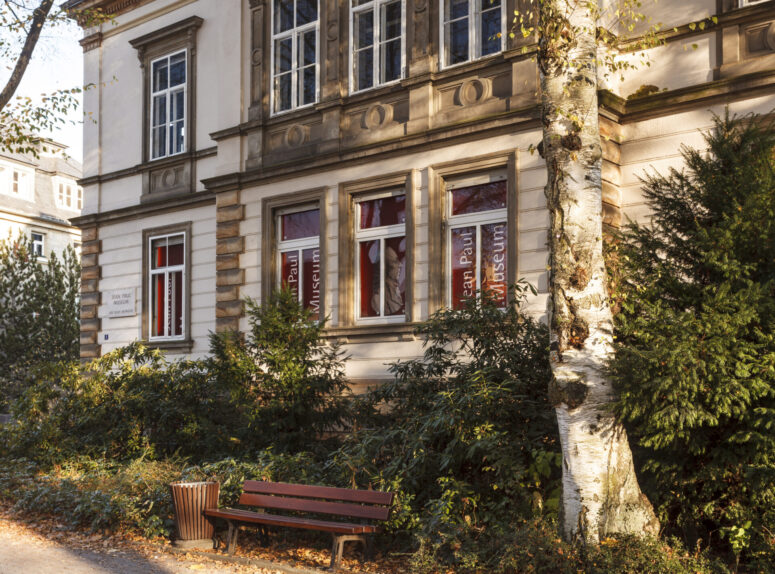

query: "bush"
(0, 235), (80, 409)
(328, 284), (561, 569)
(207, 288), (350, 454)
(3, 289), (348, 462)
(609, 112), (775, 570)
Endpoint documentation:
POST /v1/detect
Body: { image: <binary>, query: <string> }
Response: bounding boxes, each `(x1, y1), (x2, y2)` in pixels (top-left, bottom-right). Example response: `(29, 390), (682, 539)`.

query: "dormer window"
(55, 178), (83, 211)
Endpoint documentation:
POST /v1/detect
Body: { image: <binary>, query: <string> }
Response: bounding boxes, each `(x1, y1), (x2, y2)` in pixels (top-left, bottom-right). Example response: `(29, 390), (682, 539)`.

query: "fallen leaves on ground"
(0, 503), (410, 574)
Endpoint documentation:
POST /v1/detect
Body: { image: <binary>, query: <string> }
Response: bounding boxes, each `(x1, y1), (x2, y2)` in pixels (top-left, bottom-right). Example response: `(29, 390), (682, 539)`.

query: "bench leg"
(226, 520), (240, 555)
(330, 535), (345, 571)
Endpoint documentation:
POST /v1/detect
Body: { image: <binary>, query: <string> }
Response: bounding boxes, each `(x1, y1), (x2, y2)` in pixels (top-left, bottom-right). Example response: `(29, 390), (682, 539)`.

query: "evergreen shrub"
(609, 112), (775, 570)
(0, 235), (80, 409)
(329, 284), (562, 569)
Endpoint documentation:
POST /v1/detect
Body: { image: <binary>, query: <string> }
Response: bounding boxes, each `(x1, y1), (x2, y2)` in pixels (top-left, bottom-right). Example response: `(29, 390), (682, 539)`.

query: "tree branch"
(0, 0), (56, 111)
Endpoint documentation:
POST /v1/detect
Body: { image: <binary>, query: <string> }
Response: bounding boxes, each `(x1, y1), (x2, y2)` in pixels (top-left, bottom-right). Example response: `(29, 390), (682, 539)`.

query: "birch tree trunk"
(538, 0), (659, 542)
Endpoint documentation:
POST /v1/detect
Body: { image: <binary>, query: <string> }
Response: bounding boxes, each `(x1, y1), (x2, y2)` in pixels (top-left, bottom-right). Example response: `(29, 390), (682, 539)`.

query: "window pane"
(383, 1), (401, 39)
(152, 274), (164, 337)
(152, 127), (167, 159)
(300, 30), (316, 66)
(281, 208), (320, 240)
(275, 73), (292, 112)
(481, 222), (507, 307)
(172, 121), (184, 154)
(383, 235), (406, 316)
(275, 37), (293, 73)
(302, 247), (321, 320)
(152, 94), (167, 127)
(301, 66), (316, 105)
(355, 10), (374, 50)
(169, 52), (186, 86)
(275, 0), (294, 32)
(359, 240), (380, 317)
(167, 235), (184, 266)
(172, 90), (185, 121)
(172, 270), (183, 336)
(151, 237), (167, 269)
(152, 59), (168, 92)
(451, 180), (507, 215)
(447, 19), (469, 65)
(451, 226), (476, 309)
(382, 39), (401, 83)
(480, 5), (501, 56)
(357, 47), (374, 90)
(359, 194), (406, 229)
(281, 250), (300, 298)
(297, 0), (317, 25)
(448, 0), (468, 20)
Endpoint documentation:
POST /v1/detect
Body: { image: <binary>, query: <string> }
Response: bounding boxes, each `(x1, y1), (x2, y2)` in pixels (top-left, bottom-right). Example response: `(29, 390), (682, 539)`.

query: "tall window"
(31, 232), (45, 259)
(12, 171), (19, 194)
(150, 50), (187, 160)
(355, 193), (406, 321)
(447, 177), (507, 308)
(441, 0), (503, 68)
(277, 207), (321, 320)
(148, 233), (185, 340)
(350, 0), (404, 92)
(272, 0), (319, 114)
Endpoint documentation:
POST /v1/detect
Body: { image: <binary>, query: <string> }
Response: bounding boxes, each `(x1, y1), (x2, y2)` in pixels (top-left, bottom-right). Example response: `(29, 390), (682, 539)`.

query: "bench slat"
(237, 492), (391, 521)
(242, 480), (394, 506)
(204, 508), (380, 535)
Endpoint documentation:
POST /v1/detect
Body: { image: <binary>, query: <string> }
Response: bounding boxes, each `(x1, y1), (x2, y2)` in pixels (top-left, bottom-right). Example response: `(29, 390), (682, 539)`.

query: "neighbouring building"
(0, 139), (83, 259)
(66, 0), (775, 387)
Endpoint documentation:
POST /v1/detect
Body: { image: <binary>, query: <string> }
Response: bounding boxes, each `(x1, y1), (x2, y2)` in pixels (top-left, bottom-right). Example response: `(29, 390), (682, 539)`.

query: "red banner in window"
(281, 251), (300, 299)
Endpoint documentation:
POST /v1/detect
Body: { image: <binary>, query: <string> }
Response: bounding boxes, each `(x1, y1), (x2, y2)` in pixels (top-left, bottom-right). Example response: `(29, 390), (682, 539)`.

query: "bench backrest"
(238, 481), (394, 522)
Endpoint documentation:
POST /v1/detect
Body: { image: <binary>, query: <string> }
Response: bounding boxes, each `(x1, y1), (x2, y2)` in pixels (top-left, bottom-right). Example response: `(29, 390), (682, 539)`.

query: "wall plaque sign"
(106, 288), (136, 318)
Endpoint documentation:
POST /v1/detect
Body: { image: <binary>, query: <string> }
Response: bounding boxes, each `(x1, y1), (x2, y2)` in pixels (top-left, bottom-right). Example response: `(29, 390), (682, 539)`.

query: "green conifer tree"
(610, 112), (775, 568)
(0, 235), (80, 409)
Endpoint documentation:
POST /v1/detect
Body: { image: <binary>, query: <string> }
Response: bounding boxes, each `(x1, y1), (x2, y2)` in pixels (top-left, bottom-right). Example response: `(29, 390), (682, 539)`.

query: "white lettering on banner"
(286, 252), (299, 296)
(458, 229), (475, 297)
(487, 223), (507, 299)
(309, 248), (320, 315)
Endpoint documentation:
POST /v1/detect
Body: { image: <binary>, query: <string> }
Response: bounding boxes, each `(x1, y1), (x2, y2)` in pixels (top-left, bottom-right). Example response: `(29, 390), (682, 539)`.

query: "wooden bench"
(204, 480), (395, 570)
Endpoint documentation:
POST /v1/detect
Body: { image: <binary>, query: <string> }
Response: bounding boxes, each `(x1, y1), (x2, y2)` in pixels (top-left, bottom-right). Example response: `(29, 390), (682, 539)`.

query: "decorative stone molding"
(80, 32), (103, 52)
(79, 225), (102, 360)
(458, 78), (492, 106)
(215, 190), (245, 332)
(363, 104), (394, 130)
(284, 124), (309, 148)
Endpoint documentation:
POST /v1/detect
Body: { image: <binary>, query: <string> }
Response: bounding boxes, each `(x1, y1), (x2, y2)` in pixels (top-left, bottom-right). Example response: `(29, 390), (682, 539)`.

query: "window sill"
(324, 323), (419, 343)
(143, 338), (194, 353)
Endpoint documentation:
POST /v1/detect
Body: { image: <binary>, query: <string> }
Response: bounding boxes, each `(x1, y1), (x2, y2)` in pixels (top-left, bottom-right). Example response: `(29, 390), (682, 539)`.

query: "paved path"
(0, 514), (282, 574)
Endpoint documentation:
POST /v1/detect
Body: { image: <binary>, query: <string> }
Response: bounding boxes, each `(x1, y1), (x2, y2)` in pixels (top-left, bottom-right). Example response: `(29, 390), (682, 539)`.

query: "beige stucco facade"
(69, 0), (775, 383)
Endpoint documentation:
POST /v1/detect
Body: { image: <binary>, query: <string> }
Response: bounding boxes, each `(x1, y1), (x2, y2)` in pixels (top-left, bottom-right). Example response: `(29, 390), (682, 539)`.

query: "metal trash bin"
(169, 481), (220, 549)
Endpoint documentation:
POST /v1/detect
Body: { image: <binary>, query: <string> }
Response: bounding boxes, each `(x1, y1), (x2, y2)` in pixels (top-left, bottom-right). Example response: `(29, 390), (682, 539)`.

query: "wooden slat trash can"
(170, 481), (220, 549)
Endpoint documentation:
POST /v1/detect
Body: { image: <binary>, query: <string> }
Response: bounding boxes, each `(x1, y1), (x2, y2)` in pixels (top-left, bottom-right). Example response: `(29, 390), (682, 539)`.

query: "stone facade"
(68, 0), (775, 381)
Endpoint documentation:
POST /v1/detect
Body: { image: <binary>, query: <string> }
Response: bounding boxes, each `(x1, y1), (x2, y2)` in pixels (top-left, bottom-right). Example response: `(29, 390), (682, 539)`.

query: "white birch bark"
(538, 0), (659, 542)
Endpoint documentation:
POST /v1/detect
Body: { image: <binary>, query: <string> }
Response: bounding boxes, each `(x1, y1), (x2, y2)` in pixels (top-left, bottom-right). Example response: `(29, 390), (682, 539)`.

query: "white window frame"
(270, 0), (320, 116)
(149, 50), (187, 161)
(276, 205), (322, 317)
(445, 172), (508, 308)
(31, 232), (45, 259)
(439, 0), (506, 69)
(354, 190), (407, 324)
(55, 177), (81, 211)
(147, 232), (186, 341)
(349, 0), (407, 94)
(0, 163), (34, 200)
(740, 0), (767, 6)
